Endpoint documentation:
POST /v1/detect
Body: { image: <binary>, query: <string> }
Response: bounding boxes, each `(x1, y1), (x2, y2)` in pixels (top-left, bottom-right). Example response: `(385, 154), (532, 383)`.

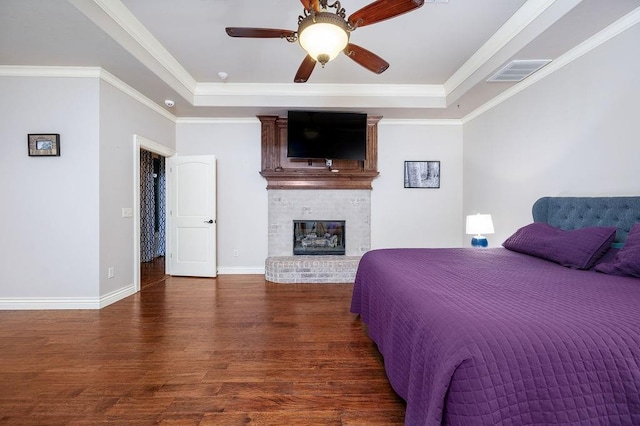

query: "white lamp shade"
(466, 214), (495, 235)
(299, 22), (349, 63)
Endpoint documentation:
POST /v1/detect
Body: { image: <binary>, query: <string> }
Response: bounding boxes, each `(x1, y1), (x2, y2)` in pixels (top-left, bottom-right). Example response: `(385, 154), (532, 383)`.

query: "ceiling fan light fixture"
(298, 13), (349, 66)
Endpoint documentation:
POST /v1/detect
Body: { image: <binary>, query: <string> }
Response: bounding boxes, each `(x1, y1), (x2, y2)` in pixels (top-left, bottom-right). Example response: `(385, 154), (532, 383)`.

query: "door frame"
(133, 134), (176, 292)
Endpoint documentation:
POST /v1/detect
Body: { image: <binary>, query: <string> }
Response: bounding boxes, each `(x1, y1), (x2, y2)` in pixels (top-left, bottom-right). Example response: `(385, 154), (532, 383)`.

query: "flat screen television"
(287, 110), (367, 160)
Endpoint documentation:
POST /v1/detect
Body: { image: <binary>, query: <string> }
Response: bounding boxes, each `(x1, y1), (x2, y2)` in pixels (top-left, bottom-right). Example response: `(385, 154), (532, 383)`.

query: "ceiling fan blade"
(348, 0), (424, 28)
(344, 43), (389, 74)
(225, 27), (296, 39)
(294, 55), (317, 83)
(300, 0), (320, 11)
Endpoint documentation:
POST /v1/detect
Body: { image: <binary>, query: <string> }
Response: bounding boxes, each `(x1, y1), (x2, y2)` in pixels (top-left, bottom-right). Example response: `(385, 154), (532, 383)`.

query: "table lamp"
(466, 214), (494, 248)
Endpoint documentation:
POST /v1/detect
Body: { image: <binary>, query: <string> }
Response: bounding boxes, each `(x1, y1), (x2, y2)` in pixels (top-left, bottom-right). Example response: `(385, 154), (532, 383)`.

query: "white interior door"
(168, 155), (217, 277)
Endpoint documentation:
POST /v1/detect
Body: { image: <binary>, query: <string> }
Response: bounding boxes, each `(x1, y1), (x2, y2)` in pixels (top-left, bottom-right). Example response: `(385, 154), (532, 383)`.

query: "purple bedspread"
(351, 248), (640, 425)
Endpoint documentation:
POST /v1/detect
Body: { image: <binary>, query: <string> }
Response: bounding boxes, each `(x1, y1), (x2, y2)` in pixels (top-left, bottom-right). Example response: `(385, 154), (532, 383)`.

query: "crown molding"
(195, 83), (444, 98)
(462, 6), (640, 124)
(98, 68), (176, 122)
(194, 83), (446, 109)
(380, 118), (463, 126)
(0, 66), (176, 122)
(70, 0), (448, 108)
(6, 4), (637, 124)
(0, 65), (101, 78)
(65, 0), (575, 114)
(444, 0), (560, 96)
(68, 0), (197, 102)
(174, 117), (463, 126)
(176, 117), (260, 125)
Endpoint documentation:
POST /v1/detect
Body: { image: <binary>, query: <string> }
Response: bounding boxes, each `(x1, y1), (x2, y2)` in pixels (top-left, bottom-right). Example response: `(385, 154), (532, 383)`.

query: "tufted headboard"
(532, 196), (640, 243)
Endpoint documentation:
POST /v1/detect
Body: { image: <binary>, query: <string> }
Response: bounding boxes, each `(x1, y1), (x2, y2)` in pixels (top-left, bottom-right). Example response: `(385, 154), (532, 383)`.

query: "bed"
(351, 197), (640, 425)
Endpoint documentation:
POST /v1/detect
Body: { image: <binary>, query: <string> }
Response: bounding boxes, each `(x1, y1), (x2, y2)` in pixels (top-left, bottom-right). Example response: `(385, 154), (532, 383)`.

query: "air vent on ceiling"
(487, 59), (552, 82)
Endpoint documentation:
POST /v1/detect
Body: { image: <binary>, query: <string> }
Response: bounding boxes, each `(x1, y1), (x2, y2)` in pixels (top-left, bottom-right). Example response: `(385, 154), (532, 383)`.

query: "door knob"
(204, 219), (214, 224)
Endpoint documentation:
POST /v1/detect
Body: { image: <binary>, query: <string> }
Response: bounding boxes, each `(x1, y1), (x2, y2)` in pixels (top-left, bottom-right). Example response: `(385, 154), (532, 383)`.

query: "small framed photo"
(404, 160), (440, 188)
(28, 134), (60, 157)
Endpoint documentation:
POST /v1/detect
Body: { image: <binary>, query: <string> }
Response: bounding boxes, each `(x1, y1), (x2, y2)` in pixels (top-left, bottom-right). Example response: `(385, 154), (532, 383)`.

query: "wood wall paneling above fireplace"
(258, 115), (381, 190)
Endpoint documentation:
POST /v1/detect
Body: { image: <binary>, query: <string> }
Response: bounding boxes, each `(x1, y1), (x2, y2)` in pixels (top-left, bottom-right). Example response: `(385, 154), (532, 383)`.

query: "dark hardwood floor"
(0, 275), (406, 425)
(141, 256), (168, 289)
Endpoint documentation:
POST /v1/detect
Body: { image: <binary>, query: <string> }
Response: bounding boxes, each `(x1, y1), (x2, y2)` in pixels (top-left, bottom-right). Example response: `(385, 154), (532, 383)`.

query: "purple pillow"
(589, 247), (620, 270)
(503, 223), (616, 270)
(595, 223), (640, 277)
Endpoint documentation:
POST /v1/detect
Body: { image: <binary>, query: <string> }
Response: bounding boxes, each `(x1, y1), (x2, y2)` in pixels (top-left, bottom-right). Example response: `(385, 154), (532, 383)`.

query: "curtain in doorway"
(140, 149), (155, 262)
(156, 157), (166, 257)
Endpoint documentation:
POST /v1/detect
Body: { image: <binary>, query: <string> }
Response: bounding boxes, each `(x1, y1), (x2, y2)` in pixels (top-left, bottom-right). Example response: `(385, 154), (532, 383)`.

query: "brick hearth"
(266, 189), (370, 283)
(265, 256), (361, 284)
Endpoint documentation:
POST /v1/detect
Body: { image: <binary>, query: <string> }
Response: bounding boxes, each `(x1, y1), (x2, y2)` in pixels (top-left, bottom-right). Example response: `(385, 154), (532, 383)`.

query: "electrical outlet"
(233, 249), (239, 257)
(107, 267), (115, 279)
(122, 208), (133, 218)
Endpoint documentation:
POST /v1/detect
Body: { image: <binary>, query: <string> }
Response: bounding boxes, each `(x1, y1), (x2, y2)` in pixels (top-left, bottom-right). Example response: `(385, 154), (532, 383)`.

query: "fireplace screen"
(293, 220), (345, 255)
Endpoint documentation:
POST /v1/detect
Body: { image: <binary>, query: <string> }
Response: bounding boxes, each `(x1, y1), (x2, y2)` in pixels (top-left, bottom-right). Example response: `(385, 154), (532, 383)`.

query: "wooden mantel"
(258, 115), (381, 190)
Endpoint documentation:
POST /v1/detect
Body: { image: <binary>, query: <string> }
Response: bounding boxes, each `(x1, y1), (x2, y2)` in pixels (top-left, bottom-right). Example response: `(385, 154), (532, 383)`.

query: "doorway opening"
(140, 150), (167, 288)
(133, 135), (176, 293)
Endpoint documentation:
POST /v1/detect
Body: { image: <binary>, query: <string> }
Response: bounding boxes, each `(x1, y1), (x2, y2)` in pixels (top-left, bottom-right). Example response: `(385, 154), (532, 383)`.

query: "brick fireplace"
(267, 190), (371, 256)
(265, 189), (370, 283)
(258, 115), (380, 283)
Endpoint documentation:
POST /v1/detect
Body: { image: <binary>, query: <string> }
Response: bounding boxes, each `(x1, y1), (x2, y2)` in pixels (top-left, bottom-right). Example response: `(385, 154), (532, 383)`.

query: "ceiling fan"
(226, 0), (425, 83)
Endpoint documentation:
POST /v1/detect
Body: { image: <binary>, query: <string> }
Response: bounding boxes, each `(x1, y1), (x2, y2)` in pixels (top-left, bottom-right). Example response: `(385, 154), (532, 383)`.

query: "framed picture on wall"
(404, 161), (440, 188)
(28, 134), (60, 157)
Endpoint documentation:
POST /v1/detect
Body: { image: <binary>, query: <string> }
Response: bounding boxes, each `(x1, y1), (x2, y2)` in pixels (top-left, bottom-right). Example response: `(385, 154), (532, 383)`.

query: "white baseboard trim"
(0, 283), (137, 310)
(99, 283), (137, 309)
(0, 298), (100, 310)
(217, 267), (265, 275)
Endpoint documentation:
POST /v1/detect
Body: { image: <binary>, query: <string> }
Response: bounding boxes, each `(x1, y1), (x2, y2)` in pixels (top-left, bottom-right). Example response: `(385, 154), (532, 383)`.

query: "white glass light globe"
(299, 21), (349, 64)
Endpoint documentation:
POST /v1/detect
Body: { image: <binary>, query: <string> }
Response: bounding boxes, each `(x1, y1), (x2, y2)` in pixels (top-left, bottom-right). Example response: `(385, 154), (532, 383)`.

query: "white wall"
(0, 76), (100, 300)
(177, 119), (465, 272)
(99, 80), (175, 297)
(373, 121), (464, 248)
(176, 120), (267, 273)
(0, 74), (176, 307)
(463, 24), (640, 245)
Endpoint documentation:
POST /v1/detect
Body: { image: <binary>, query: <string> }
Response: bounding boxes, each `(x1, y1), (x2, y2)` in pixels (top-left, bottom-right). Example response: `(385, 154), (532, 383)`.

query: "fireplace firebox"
(293, 220), (345, 255)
